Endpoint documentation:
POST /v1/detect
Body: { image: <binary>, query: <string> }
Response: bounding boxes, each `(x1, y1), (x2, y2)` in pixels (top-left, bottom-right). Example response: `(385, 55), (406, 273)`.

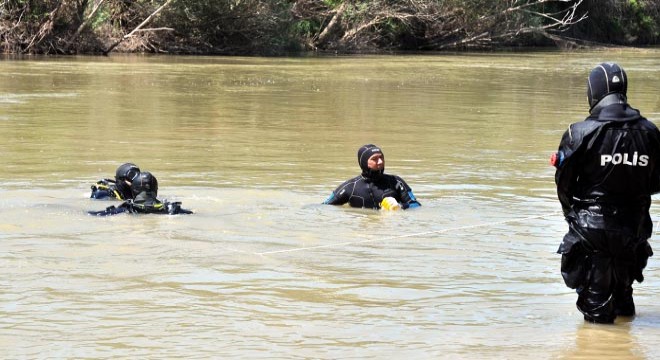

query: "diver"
(89, 171), (193, 216)
(323, 144), (421, 210)
(552, 62), (660, 323)
(90, 162), (140, 200)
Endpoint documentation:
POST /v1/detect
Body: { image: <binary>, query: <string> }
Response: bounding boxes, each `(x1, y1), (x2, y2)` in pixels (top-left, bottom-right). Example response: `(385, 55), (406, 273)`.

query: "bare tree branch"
(104, 0), (175, 55)
(437, 32), (491, 50)
(0, 5), (27, 39)
(64, 0), (106, 52)
(23, 1), (65, 53)
(132, 27), (175, 33)
(434, 0), (586, 49)
(315, 2), (347, 47)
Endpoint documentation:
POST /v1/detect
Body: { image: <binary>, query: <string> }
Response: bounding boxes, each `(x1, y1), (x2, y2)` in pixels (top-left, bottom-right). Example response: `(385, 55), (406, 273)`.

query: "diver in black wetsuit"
(552, 62), (660, 323)
(89, 171), (193, 216)
(90, 163), (140, 200)
(323, 144), (421, 210)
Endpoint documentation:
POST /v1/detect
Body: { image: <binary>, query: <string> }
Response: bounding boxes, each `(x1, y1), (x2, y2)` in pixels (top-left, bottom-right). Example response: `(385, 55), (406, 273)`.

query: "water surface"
(1, 50), (660, 358)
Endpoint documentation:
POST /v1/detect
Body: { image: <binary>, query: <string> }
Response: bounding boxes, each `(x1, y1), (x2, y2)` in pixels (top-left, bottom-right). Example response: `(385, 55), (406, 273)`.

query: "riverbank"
(1, 1), (658, 56)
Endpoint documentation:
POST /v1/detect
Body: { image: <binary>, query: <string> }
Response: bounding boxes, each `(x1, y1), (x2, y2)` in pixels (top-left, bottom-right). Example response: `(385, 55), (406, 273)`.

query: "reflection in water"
(561, 321), (642, 359)
(0, 52), (659, 358)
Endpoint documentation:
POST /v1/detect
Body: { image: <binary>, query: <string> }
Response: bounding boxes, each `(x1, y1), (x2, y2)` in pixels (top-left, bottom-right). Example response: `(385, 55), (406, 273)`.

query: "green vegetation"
(564, 0), (660, 45)
(0, 0), (658, 55)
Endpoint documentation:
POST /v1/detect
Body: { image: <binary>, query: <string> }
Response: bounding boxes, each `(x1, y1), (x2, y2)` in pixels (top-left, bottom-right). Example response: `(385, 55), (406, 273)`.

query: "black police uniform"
(323, 144), (421, 210)
(553, 63), (660, 323)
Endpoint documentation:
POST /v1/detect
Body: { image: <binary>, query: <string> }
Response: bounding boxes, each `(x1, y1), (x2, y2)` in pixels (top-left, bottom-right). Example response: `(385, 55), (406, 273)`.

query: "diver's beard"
(362, 168), (384, 180)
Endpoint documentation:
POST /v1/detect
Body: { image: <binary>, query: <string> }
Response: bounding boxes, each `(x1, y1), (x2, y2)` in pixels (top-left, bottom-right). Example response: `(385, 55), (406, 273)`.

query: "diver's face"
(367, 153), (384, 171)
(124, 168), (140, 185)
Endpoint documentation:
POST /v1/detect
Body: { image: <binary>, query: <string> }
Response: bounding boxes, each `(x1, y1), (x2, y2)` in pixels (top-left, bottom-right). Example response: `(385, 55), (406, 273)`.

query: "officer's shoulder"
(637, 116), (660, 130)
(383, 173), (406, 184)
(572, 118), (601, 130)
(566, 119), (601, 139)
(337, 175), (362, 188)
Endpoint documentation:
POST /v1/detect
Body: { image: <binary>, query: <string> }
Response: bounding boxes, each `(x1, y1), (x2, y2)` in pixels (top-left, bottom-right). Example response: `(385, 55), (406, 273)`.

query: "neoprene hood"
(115, 163), (140, 183)
(358, 144), (384, 179)
(588, 62), (627, 111)
(131, 171), (158, 199)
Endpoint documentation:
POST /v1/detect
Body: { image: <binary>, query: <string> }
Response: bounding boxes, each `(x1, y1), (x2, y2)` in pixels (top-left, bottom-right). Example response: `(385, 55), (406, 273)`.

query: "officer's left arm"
(553, 124), (587, 218)
(648, 124), (660, 195)
(394, 176), (421, 209)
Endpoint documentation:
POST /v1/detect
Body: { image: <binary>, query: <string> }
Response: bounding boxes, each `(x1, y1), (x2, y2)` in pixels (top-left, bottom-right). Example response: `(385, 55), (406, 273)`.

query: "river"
(1, 50), (660, 359)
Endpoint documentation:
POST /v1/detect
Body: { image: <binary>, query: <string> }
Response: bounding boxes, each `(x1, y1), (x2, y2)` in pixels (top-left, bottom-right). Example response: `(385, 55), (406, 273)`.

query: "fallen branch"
(435, 0), (586, 50)
(315, 1), (347, 47)
(64, 0), (106, 52)
(132, 27), (175, 33)
(340, 16), (384, 45)
(0, 5), (27, 38)
(103, 0), (174, 55)
(436, 32), (490, 49)
(23, 1), (64, 53)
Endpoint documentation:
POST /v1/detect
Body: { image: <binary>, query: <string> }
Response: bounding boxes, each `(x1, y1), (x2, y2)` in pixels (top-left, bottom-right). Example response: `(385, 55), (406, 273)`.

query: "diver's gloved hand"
(380, 196), (401, 211)
(91, 179), (115, 189)
(90, 180), (105, 192)
(165, 201), (181, 215)
(88, 200), (133, 216)
(90, 179), (117, 199)
(165, 201), (193, 215)
(120, 199), (137, 213)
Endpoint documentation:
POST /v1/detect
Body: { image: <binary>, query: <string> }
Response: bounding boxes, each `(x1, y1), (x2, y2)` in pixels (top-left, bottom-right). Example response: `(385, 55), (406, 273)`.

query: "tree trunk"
(64, 0), (106, 52)
(314, 2), (347, 47)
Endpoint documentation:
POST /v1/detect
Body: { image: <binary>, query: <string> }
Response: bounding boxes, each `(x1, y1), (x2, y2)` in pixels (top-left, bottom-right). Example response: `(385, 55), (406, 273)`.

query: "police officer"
(552, 62), (660, 323)
(323, 144), (421, 210)
(90, 163), (140, 200)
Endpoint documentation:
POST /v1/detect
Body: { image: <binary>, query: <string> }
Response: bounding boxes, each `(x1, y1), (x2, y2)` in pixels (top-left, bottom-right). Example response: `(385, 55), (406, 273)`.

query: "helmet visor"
(125, 168), (140, 182)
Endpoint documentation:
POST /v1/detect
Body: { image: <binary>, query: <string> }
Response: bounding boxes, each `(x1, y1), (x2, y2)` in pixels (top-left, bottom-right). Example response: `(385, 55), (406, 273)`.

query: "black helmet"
(587, 62), (627, 110)
(115, 163), (140, 183)
(131, 171), (158, 197)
